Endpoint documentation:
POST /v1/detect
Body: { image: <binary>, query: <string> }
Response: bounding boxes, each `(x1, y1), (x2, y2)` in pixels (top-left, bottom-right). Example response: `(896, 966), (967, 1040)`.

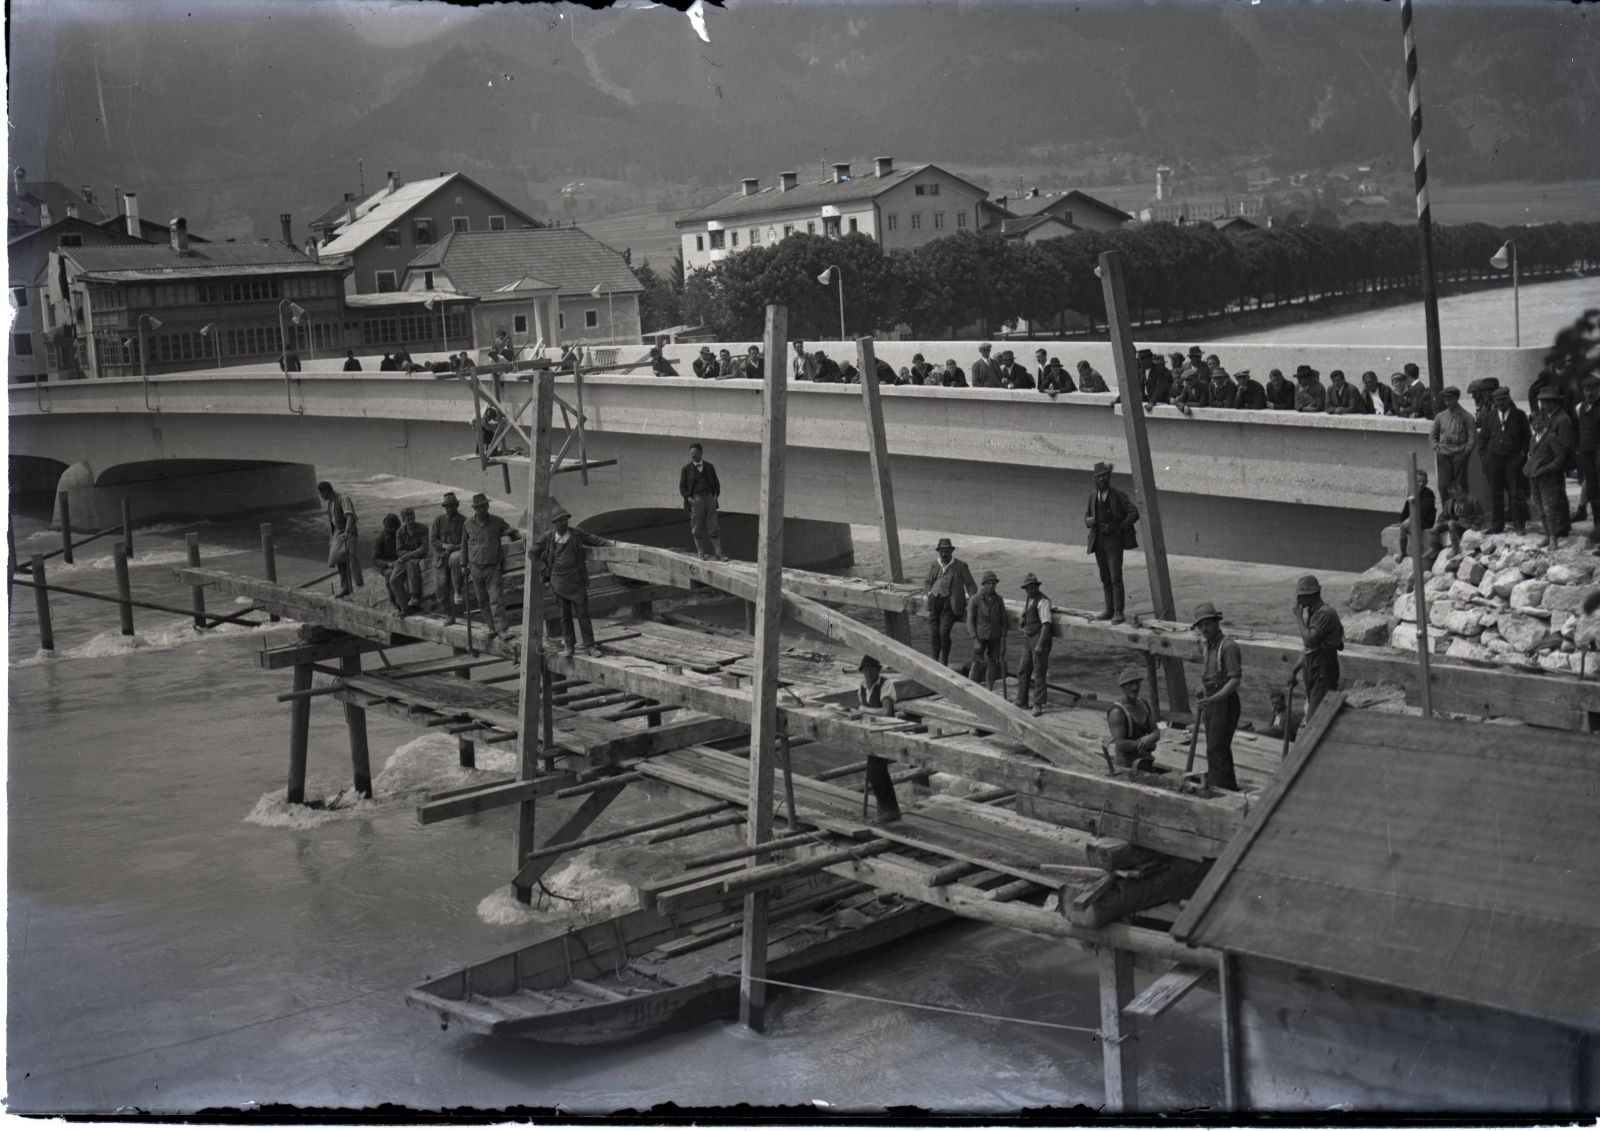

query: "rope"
(741, 974), (1102, 1038)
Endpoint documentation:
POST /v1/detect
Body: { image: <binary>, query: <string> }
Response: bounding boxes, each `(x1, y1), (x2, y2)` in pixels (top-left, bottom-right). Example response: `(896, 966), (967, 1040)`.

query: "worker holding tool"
(1191, 602), (1241, 791)
(1105, 666), (1160, 773)
(853, 655), (903, 823)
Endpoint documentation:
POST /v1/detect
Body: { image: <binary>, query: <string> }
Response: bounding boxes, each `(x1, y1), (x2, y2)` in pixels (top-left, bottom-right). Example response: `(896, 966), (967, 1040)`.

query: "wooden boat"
(406, 874), (952, 1043)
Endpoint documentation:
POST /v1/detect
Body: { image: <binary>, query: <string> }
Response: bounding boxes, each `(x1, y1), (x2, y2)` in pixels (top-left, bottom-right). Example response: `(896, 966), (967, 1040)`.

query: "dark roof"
(308, 194), (362, 232)
(8, 180), (111, 232)
(63, 242), (342, 278)
(1173, 697), (1600, 1032)
(406, 228), (641, 298)
(679, 163), (984, 225)
(8, 215), (146, 250)
(98, 216), (211, 243)
(986, 215), (1069, 238)
(1002, 190), (1131, 222)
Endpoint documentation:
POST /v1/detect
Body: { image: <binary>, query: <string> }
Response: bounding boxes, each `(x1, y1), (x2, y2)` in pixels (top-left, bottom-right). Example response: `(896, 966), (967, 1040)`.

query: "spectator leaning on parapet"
(909, 353), (936, 386)
(1263, 367), (1296, 411)
(1234, 369), (1266, 410)
(1177, 364), (1210, 409)
(1033, 348), (1051, 389)
(650, 342), (678, 376)
(1430, 386), (1477, 500)
(741, 345), (763, 381)
(1039, 357), (1075, 396)
(971, 343), (1001, 388)
(1207, 365), (1238, 409)
(1294, 366), (1327, 413)
(1359, 370), (1395, 415)
(941, 358), (968, 387)
(998, 350), (1034, 389)
(811, 349), (843, 383)
(791, 341), (815, 382)
(1395, 365), (1434, 418)
(1139, 351), (1171, 405)
(1325, 369), (1363, 414)
(716, 348), (737, 377)
(692, 346), (717, 378)
(1078, 360), (1109, 394)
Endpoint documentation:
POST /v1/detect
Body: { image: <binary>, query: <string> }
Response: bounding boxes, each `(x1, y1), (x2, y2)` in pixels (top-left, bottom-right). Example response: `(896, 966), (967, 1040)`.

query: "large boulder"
(1390, 623), (1447, 653)
(1545, 562), (1596, 586)
(1519, 556), (1549, 579)
(1537, 651), (1575, 674)
(1447, 580), (1482, 604)
(1456, 558), (1488, 587)
(1433, 605), (1485, 636)
(1459, 528), (1486, 552)
(1344, 610), (1391, 646)
(1348, 564), (1402, 613)
(1510, 578), (1549, 610)
(1444, 637), (1495, 664)
(1490, 567), (1524, 599)
(1577, 614), (1600, 651)
(1543, 584), (1599, 614)
(1393, 592), (1417, 623)
(1496, 612), (1550, 653)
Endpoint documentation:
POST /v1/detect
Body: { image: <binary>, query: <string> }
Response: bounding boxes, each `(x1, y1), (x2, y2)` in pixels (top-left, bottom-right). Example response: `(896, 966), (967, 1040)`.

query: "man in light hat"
(1084, 461), (1139, 623)
(971, 342), (1000, 389)
(923, 537), (977, 665)
(463, 493), (520, 641)
(853, 655), (903, 822)
(535, 507), (612, 656)
(1015, 573), (1054, 716)
(678, 443), (723, 560)
(1430, 385), (1477, 500)
(1291, 575), (1343, 718)
(430, 491), (466, 623)
(1106, 665), (1160, 773)
(1479, 384), (1530, 534)
(966, 570), (1008, 692)
(1525, 386), (1575, 548)
(692, 346), (718, 379)
(1192, 602), (1241, 791)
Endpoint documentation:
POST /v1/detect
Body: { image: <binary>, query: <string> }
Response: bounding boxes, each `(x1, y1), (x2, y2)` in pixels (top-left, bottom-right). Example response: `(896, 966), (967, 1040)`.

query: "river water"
(7, 471), (1227, 1116)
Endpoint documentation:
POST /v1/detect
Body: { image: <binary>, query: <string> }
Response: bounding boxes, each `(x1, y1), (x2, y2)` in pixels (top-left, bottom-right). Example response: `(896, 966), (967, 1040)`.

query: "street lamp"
(1490, 239), (1519, 347)
(135, 314), (162, 379)
(590, 281), (616, 346)
(817, 264), (845, 342)
(199, 323), (222, 369)
(277, 300), (306, 365)
(423, 294), (449, 350)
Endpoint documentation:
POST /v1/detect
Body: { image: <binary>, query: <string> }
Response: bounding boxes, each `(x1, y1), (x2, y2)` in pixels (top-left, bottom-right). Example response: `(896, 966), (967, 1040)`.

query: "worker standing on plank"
(966, 570), (1008, 692)
(463, 493), (519, 642)
(853, 655), (903, 823)
(318, 480), (360, 598)
(1015, 573), (1054, 717)
(923, 537), (977, 667)
(1084, 461), (1139, 624)
(534, 507), (612, 657)
(678, 442), (724, 560)
(1191, 602), (1241, 792)
(430, 492), (467, 625)
(1291, 575), (1344, 718)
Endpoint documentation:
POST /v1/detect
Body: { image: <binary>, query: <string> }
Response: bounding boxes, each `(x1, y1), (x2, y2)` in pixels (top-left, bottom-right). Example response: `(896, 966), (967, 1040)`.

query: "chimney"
(1026, 187), (1040, 199)
(1156, 165), (1172, 203)
(39, 202), (52, 227)
(874, 156), (893, 178)
(346, 198), (358, 225)
(386, 170), (400, 194)
(304, 238), (320, 263)
(741, 178), (759, 197)
(66, 203), (79, 220)
(13, 167), (24, 199)
(124, 192), (141, 238)
(280, 212), (294, 246)
(779, 171), (798, 192)
(832, 163), (851, 184)
(81, 183), (95, 206)
(170, 217), (191, 255)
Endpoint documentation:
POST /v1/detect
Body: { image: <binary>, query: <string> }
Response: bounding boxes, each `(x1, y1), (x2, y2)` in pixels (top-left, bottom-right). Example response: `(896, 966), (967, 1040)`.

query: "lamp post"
(423, 294), (448, 350)
(1490, 239), (1519, 347)
(277, 300), (306, 365)
(590, 281), (616, 345)
(199, 323), (222, 369)
(817, 265), (845, 342)
(134, 314), (162, 379)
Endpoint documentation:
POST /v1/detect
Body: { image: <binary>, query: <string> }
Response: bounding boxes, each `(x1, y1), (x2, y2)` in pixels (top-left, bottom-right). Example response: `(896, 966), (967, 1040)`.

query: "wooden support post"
(287, 662), (313, 805)
(452, 646), (477, 768)
(113, 541), (135, 637)
(122, 498), (134, 558)
(58, 492), (74, 565)
(513, 369), (555, 904)
(1219, 953), (1244, 1111)
(740, 303), (788, 1034)
(742, 600), (756, 636)
(856, 336), (912, 646)
(260, 522), (280, 623)
(1098, 945), (1139, 1113)
(511, 781), (626, 890)
(1409, 453), (1434, 718)
(341, 652), (373, 797)
(1098, 250), (1189, 717)
(1143, 652), (1162, 724)
(541, 667), (555, 772)
(186, 533), (206, 630)
(31, 554), (54, 652)
(7, 511), (17, 606)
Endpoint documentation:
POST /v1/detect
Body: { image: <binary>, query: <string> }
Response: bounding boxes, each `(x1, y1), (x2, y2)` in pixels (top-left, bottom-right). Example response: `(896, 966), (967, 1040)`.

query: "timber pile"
(1349, 530), (1600, 677)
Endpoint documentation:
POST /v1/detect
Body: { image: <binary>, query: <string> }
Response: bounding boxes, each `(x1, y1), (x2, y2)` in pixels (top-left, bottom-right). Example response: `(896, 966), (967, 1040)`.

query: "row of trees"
(655, 220), (1600, 343)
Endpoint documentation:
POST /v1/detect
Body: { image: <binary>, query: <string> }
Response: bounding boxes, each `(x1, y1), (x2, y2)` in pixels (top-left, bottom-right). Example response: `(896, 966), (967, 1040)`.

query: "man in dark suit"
(1084, 461), (1140, 624)
(997, 350), (1033, 389)
(1358, 370), (1395, 415)
(1143, 352), (1173, 406)
(923, 537), (978, 666)
(1234, 369), (1267, 410)
(1263, 368), (1296, 410)
(971, 342), (1001, 388)
(1479, 386), (1531, 534)
(1526, 387), (1575, 548)
(692, 346), (718, 379)
(678, 442), (724, 558)
(940, 359), (967, 388)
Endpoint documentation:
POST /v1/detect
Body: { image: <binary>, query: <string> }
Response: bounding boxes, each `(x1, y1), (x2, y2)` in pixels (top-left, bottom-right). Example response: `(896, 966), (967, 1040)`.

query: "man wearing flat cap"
(1015, 574), (1054, 716)
(1234, 369), (1267, 411)
(1478, 384), (1531, 534)
(1525, 386), (1575, 549)
(463, 493), (521, 641)
(1291, 575), (1344, 718)
(971, 342), (1001, 389)
(924, 537), (977, 666)
(1084, 462), (1139, 624)
(535, 507), (612, 656)
(967, 570), (1009, 692)
(430, 491), (467, 624)
(853, 656), (903, 822)
(1192, 603), (1241, 791)
(1430, 385), (1477, 500)
(1105, 666), (1160, 773)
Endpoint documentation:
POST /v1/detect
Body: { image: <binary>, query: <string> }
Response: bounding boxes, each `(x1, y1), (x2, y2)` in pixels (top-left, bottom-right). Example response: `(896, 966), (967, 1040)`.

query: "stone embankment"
(1348, 529), (1600, 678)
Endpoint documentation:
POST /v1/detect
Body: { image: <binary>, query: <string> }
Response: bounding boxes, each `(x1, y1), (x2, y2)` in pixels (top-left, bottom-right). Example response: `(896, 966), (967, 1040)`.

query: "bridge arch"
(54, 457), (320, 530)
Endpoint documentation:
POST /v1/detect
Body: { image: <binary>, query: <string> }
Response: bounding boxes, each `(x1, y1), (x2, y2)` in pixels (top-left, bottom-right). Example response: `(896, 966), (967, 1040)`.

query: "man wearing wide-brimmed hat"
(1105, 665), (1159, 772)
(1290, 574), (1344, 718)
(1525, 386), (1575, 549)
(535, 506), (613, 656)
(966, 570), (1008, 692)
(1015, 573), (1054, 716)
(1084, 461), (1139, 623)
(1191, 602), (1241, 791)
(923, 537), (977, 666)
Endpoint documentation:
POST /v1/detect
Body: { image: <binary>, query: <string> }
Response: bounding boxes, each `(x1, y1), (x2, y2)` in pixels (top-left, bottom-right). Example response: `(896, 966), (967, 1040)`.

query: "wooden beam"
(1099, 945), (1139, 1113)
(258, 633), (395, 670)
(856, 336), (911, 646)
(286, 662), (313, 805)
(1123, 963), (1217, 1020)
(1098, 249), (1189, 717)
(741, 302), (787, 1035)
(513, 368), (555, 903)
(512, 798), (734, 887)
(1068, 858), (1207, 929)
(415, 771), (580, 825)
(511, 781), (626, 889)
(1219, 953), (1244, 1110)
(340, 653), (373, 797)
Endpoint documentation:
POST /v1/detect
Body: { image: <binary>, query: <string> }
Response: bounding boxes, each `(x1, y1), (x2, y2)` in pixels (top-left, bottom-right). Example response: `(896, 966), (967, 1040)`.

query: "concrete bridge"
(9, 364), (1448, 571)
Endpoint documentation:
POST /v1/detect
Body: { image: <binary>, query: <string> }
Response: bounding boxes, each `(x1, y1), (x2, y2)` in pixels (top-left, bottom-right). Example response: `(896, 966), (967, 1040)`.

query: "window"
(1062, 210), (1073, 226)
(59, 234), (82, 247)
(730, 230), (739, 247)
(196, 279), (283, 303)
(584, 309), (599, 329)
(956, 211), (967, 229)
(452, 216), (470, 234)
(414, 218), (434, 245)
(375, 270), (398, 293)
(806, 221), (815, 234)
(513, 315), (528, 334)
(886, 213), (898, 232)
(14, 333), (33, 356)
(383, 228), (402, 248)
(910, 213), (922, 230)
(558, 311), (566, 331)
(824, 218), (840, 238)
(783, 224), (794, 237)
(848, 218), (858, 234)
(709, 230), (725, 250)
(423, 271), (435, 290)
(488, 215), (507, 232)
(915, 185), (925, 196)
(357, 311), (467, 347)
(695, 235), (705, 252)
(750, 228), (760, 245)
(934, 212), (945, 230)
(11, 287), (27, 307)
(927, 183), (941, 196)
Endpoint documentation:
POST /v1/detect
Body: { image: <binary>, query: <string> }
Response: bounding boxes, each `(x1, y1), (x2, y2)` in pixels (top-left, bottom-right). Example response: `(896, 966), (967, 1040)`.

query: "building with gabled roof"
(8, 168), (110, 239)
(9, 216), (149, 383)
(311, 171), (543, 295)
(675, 157), (990, 273)
(403, 227), (642, 350)
(990, 188), (1131, 233)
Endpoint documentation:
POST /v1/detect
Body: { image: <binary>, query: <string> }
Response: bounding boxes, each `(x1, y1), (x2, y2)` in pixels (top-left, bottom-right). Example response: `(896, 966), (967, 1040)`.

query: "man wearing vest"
(1291, 574), (1344, 718)
(535, 507), (612, 656)
(430, 492), (467, 625)
(923, 537), (977, 666)
(318, 480), (362, 598)
(853, 655), (903, 823)
(678, 443), (724, 560)
(1084, 461), (1140, 624)
(463, 493), (520, 641)
(967, 570), (1008, 692)
(1015, 573), (1054, 717)
(1191, 602), (1241, 792)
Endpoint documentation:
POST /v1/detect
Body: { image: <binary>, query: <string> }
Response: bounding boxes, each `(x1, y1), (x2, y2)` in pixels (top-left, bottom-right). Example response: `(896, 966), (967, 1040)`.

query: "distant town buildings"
(983, 188), (1131, 243)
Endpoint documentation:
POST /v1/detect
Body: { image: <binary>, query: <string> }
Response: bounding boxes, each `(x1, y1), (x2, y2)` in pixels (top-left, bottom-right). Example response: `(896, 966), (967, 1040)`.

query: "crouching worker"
(854, 655), (903, 823)
(370, 514), (407, 612)
(1105, 665), (1160, 773)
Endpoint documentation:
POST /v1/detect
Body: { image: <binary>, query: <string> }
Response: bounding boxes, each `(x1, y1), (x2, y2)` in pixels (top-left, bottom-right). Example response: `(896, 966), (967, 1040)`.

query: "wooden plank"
(856, 336), (912, 647)
(1123, 963), (1217, 1020)
(1099, 945), (1139, 1113)
(512, 782), (627, 888)
(583, 713), (747, 767)
(513, 368), (554, 903)
(286, 662), (312, 806)
(415, 772), (581, 825)
(1068, 858), (1207, 929)
(1220, 953), (1243, 1110)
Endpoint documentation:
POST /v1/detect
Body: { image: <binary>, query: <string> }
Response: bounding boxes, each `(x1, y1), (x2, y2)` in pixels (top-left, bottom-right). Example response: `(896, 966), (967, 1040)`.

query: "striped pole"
(1402, 0), (1445, 394)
